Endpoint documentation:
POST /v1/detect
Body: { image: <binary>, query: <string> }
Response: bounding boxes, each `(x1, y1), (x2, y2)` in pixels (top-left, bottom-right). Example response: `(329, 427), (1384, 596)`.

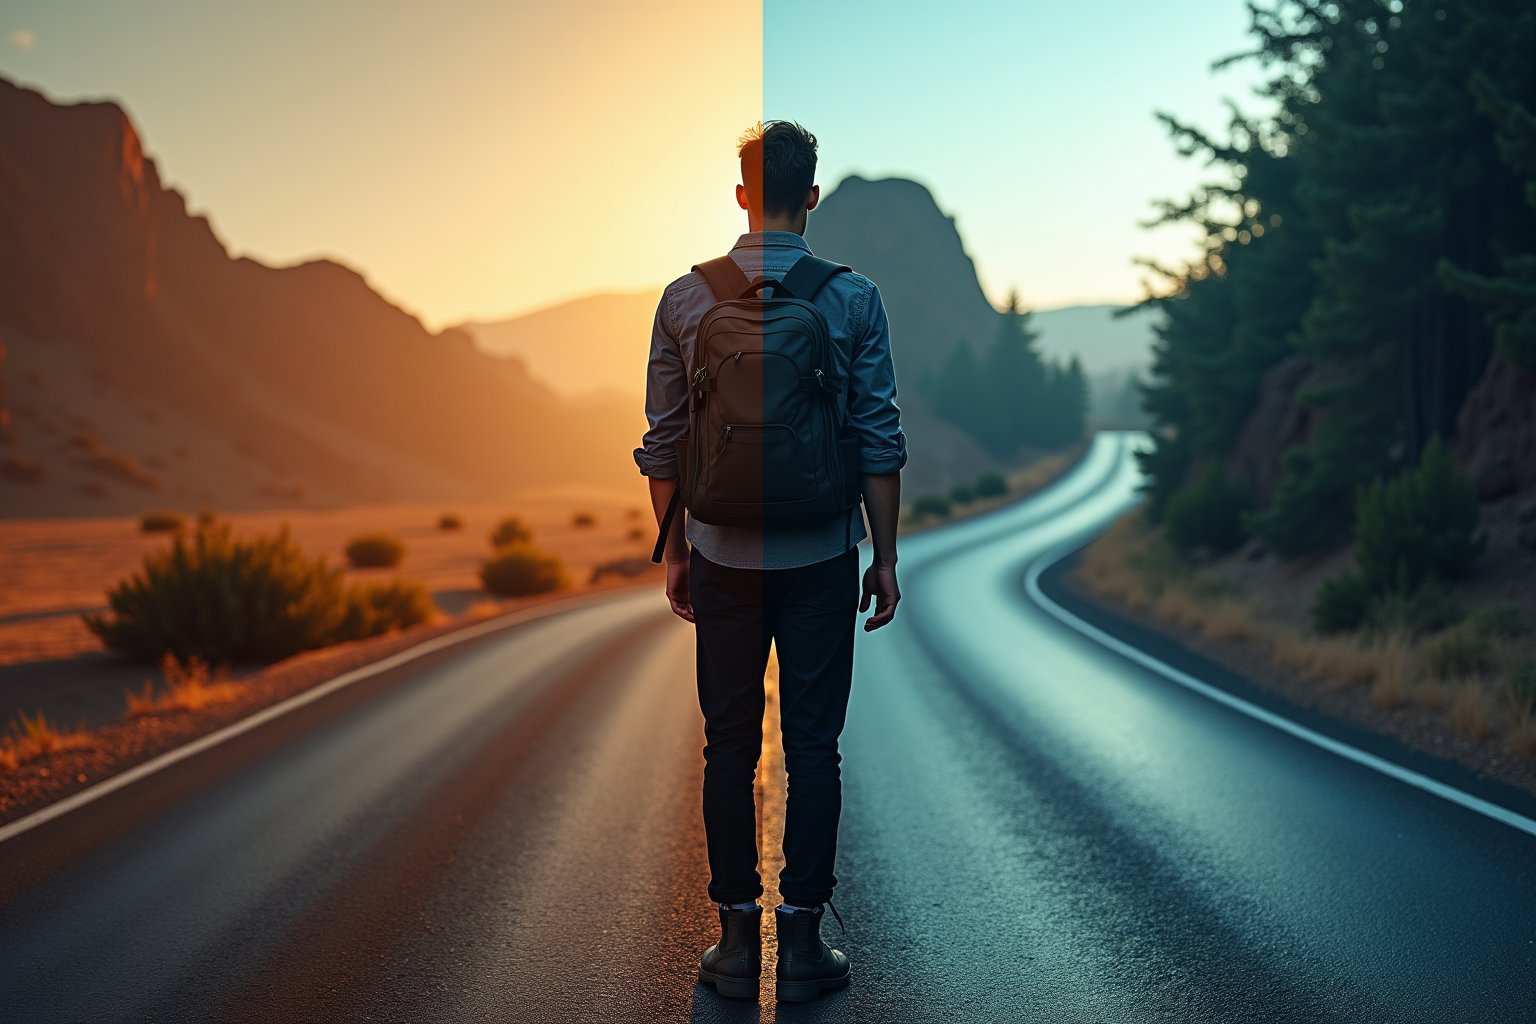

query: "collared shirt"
(633, 230), (907, 569)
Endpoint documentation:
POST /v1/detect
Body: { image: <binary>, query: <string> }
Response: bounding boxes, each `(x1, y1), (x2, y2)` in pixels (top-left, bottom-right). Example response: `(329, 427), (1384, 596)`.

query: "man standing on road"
(633, 120), (906, 1004)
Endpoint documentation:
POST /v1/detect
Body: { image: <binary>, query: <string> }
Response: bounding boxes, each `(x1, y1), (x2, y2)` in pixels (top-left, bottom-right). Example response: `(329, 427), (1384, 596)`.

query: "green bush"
(437, 513), (463, 531)
(1353, 436), (1486, 590)
(974, 472), (1008, 499)
(337, 578), (436, 641)
(910, 494), (952, 521)
(1467, 604), (1529, 641)
(1360, 574), (1464, 637)
(949, 483), (977, 505)
(1423, 626), (1495, 679)
(139, 509), (186, 533)
(345, 532), (405, 569)
(1507, 660), (1536, 715)
(572, 511), (596, 528)
(1312, 570), (1372, 634)
(1162, 465), (1248, 554)
(490, 515), (532, 548)
(480, 543), (571, 597)
(83, 519), (352, 664)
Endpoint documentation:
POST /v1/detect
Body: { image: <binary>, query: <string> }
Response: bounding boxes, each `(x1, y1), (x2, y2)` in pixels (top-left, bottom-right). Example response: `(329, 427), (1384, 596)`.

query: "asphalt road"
(1, 431), (1533, 1023)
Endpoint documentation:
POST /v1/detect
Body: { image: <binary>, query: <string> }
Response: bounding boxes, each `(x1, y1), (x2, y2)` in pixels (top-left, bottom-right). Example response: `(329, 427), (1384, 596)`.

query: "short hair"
(737, 120), (818, 218)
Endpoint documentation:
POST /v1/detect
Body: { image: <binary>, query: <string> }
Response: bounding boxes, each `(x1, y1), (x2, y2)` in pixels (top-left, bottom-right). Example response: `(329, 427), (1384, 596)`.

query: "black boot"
(774, 903), (850, 1003)
(698, 903), (762, 999)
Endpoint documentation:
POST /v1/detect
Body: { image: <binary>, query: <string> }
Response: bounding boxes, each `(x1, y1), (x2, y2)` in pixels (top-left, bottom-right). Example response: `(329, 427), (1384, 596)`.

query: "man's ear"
(805, 185), (820, 212)
(736, 184), (750, 211)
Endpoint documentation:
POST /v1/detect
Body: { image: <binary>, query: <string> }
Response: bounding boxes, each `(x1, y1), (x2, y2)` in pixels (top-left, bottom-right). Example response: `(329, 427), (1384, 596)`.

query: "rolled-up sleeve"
(632, 290), (688, 479)
(847, 281), (908, 474)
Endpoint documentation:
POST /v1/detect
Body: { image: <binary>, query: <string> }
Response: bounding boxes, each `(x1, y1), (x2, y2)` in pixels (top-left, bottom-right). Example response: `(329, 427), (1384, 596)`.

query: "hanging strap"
(650, 486), (682, 564)
(776, 254), (851, 301)
(692, 256), (753, 304)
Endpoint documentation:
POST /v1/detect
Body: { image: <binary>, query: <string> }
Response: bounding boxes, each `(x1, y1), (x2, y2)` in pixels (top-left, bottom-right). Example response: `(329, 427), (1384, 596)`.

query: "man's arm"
(859, 470), (900, 630)
(846, 281), (907, 631)
(633, 291), (694, 623)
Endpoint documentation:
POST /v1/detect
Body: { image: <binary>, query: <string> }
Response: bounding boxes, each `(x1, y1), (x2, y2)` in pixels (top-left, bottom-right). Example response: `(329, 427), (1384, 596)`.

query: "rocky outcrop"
(0, 76), (638, 515)
(1225, 354), (1330, 507)
(1456, 350), (1536, 501)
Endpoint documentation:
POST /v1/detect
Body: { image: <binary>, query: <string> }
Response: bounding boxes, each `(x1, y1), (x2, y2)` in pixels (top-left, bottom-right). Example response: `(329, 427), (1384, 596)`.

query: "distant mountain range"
(0, 77), (642, 517)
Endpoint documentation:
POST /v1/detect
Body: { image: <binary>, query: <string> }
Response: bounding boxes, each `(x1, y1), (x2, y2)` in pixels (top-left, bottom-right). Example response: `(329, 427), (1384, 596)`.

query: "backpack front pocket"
(709, 423), (817, 505)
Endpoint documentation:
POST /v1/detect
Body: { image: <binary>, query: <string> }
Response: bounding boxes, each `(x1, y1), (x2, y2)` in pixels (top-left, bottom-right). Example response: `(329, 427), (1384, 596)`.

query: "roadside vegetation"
(481, 543), (570, 597)
(1077, 499), (1536, 760)
(82, 518), (437, 665)
(0, 710), (92, 772)
(344, 532), (406, 568)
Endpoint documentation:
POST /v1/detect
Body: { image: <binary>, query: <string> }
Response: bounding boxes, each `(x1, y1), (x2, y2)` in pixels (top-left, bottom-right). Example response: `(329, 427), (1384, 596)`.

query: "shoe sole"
(776, 970), (851, 1003)
(698, 969), (758, 1000)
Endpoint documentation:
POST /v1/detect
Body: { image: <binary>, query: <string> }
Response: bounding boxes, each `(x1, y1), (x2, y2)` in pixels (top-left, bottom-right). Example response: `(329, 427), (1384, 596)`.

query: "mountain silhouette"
(0, 76), (641, 516)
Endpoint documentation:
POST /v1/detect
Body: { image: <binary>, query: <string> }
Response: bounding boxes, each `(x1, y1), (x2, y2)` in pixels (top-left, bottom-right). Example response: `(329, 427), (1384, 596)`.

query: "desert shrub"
(1360, 574), (1464, 637)
(910, 494), (952, 521)
(626, 526), (646, 541)
(140, 509), (186, 533)
(626, 506), (644, 520)
(1507, 660), (1536, 715)
(1468, 604), (1529, 641)
(1312, 570), (1372, 634)
(1353, 436), (1485, 590)
(345, 532), (405, 568)
(1162, 465), (1248, 554)
(1423, 626), (1495, 679)
(589, 556), (657, 584)
(949, 482), (977, 505)
(572, 511), (596, 528)
(490, 515), (532, 548)
(337, 578), (436, 640)
(974, 472), (1008, 499)
(481, 543), (571, 597)
(437, 513), (463, 531)
(196, 508), (219, 527)
(82, 519), (354, 664)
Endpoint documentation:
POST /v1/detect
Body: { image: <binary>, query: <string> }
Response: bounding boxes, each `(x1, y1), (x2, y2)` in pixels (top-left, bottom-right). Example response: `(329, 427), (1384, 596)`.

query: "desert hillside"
(0, 76), (644, 518)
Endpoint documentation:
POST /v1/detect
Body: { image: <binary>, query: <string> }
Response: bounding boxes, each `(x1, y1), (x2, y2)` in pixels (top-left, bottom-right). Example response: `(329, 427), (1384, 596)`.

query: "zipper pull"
(733, 351), (743, 364)
(718, 424), (733, 453)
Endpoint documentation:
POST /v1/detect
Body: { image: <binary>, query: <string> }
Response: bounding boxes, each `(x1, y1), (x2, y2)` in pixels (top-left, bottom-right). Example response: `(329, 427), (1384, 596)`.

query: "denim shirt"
(633, 230), (908, 569)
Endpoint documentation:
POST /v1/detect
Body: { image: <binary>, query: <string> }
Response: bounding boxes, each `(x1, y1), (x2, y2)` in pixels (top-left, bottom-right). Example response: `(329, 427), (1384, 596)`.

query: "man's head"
(736, 120), (820, 233)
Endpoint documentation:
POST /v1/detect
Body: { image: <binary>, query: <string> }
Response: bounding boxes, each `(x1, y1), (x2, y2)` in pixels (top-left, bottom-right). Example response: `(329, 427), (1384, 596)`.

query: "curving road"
(1, 431), (1533, 1023)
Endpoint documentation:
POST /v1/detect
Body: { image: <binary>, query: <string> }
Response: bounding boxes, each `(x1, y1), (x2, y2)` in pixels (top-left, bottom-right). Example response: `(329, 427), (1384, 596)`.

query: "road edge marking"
(1023, 529), (1536, 842)
(0, 585), (657, 846)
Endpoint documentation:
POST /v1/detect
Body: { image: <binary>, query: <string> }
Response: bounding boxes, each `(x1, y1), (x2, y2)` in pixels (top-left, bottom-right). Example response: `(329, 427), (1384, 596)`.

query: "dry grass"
(0, 709), (93, 772)
(1075, 507), (1536, 764)
(1200, 597), (1254, 643)
(1366, 630), (1415, 710)
(1450, 682), (1497, 741)
(123, 653), (243, 718)
(1270, 632), (1378, 690)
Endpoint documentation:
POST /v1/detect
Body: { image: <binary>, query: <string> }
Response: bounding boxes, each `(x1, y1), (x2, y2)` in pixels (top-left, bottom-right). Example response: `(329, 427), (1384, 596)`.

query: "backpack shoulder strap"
(778, 255), (852, 302)
(691, 256), (753, 304)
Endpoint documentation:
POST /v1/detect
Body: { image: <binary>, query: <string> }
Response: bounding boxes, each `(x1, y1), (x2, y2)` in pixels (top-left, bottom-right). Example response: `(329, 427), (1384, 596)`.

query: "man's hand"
(666, 558), (695, 623)
(859, 560), (899, 631)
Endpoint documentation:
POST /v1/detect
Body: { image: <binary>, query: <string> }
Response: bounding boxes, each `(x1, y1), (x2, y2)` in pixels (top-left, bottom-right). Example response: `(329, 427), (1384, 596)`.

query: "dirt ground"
(0, 487), (655, 732)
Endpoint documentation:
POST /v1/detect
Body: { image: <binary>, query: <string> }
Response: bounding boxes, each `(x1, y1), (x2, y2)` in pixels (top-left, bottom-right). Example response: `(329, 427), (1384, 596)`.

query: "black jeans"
(690, 544), (860, 908)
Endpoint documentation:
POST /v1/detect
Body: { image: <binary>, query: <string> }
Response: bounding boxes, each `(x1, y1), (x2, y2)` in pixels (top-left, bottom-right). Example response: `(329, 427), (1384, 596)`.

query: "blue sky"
(765, 0), (1267, 311)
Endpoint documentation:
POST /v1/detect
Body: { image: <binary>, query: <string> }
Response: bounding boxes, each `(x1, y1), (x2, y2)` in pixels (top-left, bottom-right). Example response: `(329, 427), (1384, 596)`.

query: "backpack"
(650, 252), (862, 563)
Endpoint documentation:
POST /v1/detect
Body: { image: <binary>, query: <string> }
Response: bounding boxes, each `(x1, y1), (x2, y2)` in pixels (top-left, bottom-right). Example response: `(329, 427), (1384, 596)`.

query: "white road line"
(1023, 529), (1536, 841)
(0, 586), (658, 847)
